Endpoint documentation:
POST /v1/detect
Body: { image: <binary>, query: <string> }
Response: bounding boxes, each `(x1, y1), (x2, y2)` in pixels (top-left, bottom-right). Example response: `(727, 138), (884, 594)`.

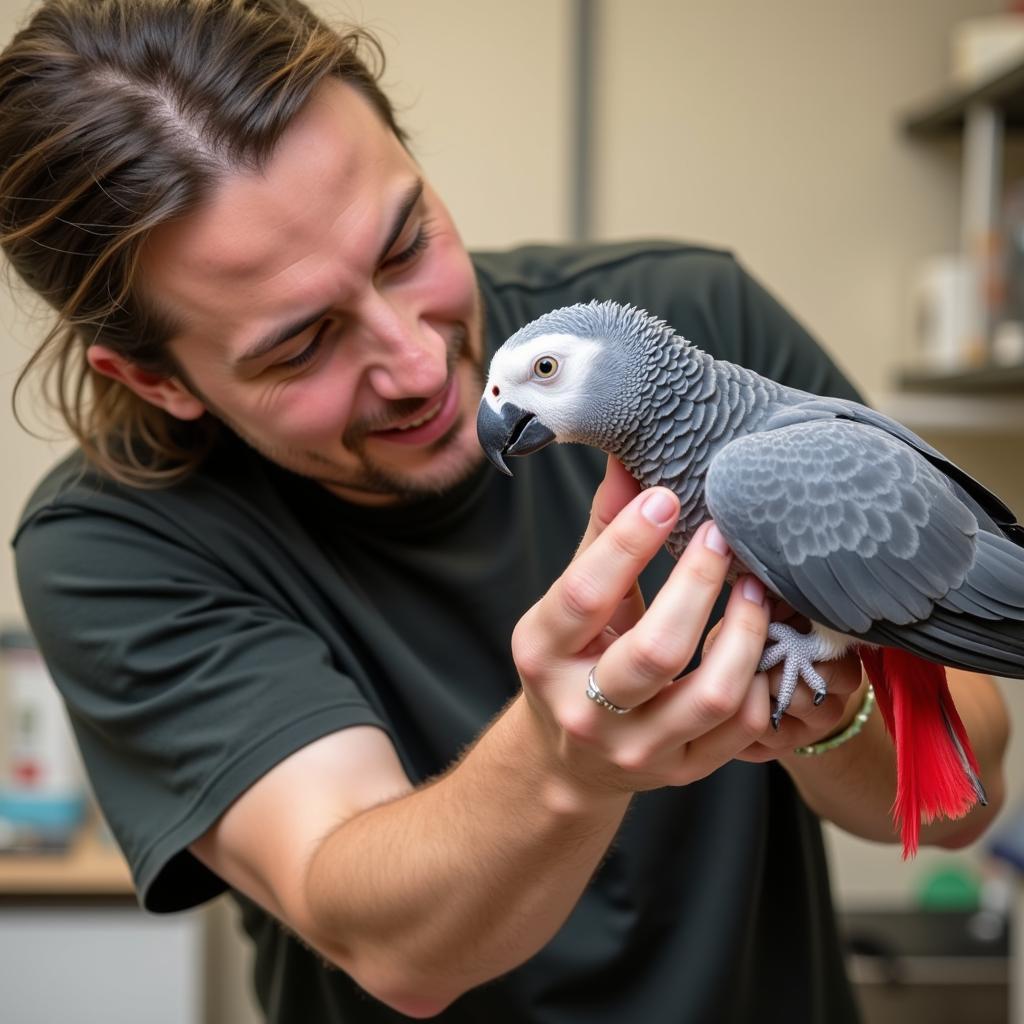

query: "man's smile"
(369, 369), (462, 446)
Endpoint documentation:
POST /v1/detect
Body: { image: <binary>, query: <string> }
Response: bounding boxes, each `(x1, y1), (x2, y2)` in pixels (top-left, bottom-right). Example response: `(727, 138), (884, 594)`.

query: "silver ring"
(585, 666), (632, 714)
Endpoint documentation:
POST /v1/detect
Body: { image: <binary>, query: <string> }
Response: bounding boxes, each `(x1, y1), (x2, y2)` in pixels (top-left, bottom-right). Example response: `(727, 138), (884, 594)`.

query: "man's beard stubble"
(311, 322), (486, 502)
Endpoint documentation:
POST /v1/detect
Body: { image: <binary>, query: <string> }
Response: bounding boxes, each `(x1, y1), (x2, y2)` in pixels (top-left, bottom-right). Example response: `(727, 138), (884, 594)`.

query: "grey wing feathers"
(705, 420), (1024, 678)
(767, 394), (1023, 541)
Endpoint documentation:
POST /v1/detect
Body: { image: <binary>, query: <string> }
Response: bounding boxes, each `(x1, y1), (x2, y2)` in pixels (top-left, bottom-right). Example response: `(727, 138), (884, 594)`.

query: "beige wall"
(335, 0), (572, 249)
(2, 0), (1023, 1016)
(594, 0), (1003, 399)
(1, 0), (73, 629)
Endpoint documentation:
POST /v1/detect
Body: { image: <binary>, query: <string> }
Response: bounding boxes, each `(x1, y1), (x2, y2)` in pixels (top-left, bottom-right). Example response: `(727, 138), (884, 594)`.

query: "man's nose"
(361, 298), (448, 399)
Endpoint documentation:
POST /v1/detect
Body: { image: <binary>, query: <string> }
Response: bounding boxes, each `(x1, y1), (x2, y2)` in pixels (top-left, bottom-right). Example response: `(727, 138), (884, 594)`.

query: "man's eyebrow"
(234, 178), (426, 367)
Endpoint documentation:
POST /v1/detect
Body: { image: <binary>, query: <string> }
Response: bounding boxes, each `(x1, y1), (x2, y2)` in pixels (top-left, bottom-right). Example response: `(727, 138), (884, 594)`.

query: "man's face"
(140, 78), (485, 504)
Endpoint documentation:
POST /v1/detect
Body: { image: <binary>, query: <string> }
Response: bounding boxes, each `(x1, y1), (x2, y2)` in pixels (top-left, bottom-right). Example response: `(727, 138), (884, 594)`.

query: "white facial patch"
(482, 333), (605, 441)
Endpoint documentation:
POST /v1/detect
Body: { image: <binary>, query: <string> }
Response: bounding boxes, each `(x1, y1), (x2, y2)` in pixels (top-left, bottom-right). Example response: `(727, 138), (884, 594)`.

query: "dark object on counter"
(840, 909), (1009, 1024)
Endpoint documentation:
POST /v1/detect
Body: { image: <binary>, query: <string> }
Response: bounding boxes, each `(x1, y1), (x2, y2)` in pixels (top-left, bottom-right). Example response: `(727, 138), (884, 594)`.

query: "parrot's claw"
(758, 622), (831, 728)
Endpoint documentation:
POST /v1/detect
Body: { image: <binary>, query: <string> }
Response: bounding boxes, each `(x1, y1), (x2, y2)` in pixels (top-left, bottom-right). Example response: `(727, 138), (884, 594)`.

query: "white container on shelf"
(911, 254), (974, 372)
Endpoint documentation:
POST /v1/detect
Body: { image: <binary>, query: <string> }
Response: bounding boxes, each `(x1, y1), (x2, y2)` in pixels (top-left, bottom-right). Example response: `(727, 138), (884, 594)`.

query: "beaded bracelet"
(793, 684), (876, 757)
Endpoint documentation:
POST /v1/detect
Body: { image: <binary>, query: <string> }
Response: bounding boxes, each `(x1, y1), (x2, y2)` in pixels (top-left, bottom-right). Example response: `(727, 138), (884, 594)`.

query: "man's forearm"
(780, 669), (1009, 848)
(303, 694), (630, 1016)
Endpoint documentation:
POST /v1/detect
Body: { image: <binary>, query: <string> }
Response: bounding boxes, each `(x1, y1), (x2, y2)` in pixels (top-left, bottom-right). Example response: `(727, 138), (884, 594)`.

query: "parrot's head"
(476, 300), (677, 475)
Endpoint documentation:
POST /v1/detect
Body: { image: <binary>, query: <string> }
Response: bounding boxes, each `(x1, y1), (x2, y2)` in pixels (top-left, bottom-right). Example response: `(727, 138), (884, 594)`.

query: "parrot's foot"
(757, 622), (831, 729)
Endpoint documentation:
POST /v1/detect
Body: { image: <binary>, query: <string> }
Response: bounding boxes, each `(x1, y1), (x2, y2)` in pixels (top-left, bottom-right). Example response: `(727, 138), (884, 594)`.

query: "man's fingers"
(681, 663), (772, 772)
(659, 573), (770, 731)
(526, 486), (679, 659)
(591, 463), (649, 635)
(575, 456), (641, 557)
(606, 582), (647, 638)
(589, 522), (738, 710)
(701, 619), (724, 655)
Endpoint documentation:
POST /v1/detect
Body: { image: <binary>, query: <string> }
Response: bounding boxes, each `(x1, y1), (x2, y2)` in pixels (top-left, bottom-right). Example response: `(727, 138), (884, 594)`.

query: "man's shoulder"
(14, 449), (95, 539)
(12, 436), (272, 549)
(472, 239), (737, 299)
(471, 240), (751, 357)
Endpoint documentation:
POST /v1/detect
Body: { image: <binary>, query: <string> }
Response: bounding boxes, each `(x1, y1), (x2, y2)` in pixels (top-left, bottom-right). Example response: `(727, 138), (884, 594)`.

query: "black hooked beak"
(476, 399), (556, 476)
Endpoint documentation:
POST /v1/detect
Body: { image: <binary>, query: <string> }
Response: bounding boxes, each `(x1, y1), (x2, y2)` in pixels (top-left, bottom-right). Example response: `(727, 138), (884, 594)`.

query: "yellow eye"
(533, 356), (559, 379)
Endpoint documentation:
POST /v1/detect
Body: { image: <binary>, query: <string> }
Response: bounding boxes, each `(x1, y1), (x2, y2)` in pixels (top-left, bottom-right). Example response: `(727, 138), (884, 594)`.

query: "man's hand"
(511, 456), (775, 800)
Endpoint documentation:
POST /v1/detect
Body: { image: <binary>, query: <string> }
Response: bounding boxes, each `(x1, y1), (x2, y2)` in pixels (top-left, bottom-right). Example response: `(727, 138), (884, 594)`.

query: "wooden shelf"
(878, 389), (1024, 433)
(0, 821), (134, 898)
(903, 58), (1024, 136)
(896, 360), (1024, 394)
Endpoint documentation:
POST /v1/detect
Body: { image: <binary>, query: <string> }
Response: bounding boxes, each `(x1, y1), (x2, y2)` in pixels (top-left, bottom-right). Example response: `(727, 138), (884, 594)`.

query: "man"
(2, 1), (1009, 1021)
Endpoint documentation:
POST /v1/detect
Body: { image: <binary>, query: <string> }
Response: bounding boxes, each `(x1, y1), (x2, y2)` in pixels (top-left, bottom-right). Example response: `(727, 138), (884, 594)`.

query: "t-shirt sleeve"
(14, 501), (387, 913)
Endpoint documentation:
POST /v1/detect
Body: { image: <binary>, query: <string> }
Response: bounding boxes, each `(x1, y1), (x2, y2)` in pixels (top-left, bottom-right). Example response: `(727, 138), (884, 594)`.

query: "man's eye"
(387, 225), (433, 268)
(280, 331), (324, 370)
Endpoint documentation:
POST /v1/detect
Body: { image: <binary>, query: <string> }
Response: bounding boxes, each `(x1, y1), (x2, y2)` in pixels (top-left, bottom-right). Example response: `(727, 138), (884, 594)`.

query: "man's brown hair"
(1, 0), (405, 486)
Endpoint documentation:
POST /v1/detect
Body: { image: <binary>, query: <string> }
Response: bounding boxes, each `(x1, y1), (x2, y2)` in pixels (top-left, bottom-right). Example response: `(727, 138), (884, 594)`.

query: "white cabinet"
(0, 904), (203, 1024)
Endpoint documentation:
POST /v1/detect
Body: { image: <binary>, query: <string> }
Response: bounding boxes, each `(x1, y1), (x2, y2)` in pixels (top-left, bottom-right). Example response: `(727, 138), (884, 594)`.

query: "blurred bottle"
(910, 254), (973, 372)
(0, 629), (86, 851)
(995, 179), (1024, 366)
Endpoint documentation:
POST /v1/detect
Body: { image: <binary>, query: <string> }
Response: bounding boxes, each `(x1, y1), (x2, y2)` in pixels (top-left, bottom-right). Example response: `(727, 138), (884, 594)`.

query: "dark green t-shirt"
(14, 242), (862, 1023)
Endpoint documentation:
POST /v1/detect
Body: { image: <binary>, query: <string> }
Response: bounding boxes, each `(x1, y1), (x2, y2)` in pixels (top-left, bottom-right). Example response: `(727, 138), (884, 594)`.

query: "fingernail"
(704, 522), (730, 556)
(741, 576), (765, 605)
(641, 489), (676, 526)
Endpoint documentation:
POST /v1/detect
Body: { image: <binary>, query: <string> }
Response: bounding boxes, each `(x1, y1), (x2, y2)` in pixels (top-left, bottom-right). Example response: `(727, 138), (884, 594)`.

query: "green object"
(917, 864), (982, 910)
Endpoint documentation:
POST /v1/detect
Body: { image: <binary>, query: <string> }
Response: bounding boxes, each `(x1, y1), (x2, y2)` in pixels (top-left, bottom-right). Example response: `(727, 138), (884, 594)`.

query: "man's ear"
(87, 345), (206, 421)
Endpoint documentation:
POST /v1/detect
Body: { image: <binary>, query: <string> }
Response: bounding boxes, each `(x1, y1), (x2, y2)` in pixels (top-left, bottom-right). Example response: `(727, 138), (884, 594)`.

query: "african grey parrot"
(476, 300), (1024, 855)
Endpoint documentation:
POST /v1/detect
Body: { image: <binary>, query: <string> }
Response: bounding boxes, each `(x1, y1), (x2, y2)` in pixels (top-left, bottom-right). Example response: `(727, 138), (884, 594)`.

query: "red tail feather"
(859, 647), (981, 857)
